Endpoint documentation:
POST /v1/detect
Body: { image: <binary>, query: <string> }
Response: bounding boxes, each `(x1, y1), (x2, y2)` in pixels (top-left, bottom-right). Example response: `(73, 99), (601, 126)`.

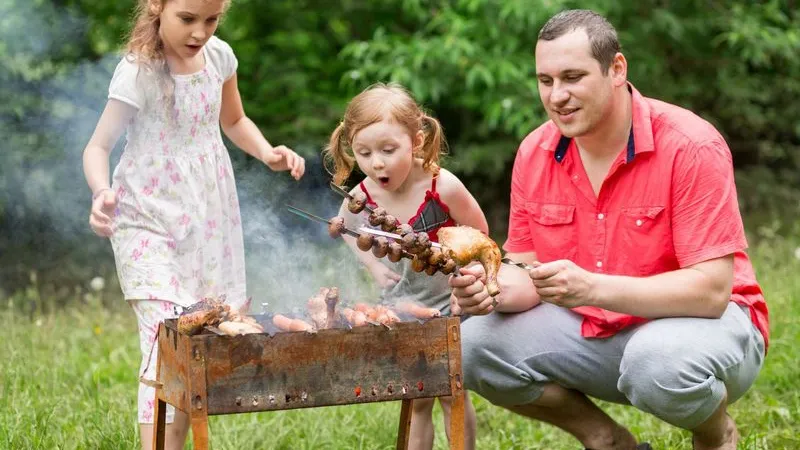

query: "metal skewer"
(286, 204), (360, 238)
(329, 182), (377, 214)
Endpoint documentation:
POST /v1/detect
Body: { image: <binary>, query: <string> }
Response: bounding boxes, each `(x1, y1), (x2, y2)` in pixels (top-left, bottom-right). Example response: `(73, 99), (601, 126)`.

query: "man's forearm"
(590, 262), (732, 319)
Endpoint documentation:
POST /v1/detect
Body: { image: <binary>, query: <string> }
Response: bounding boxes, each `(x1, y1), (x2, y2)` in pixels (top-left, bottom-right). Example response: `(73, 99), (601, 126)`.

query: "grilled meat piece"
(368, 207), (387, 226)
(348, 191), (368, 214)
(381, 215), (399, 232)
(437, 226), (502, 296)
(410, 256), (427, 273)
(372, 236), (389, 258)
(397, 223), (414, 237)
(440, 259), (458, 275)
(356, 233), (375, 251)
(177, 297), (229, 335)
(328, 216), (345, 239)
(387, 241), (403, 262)
(325, 287), (340, 328)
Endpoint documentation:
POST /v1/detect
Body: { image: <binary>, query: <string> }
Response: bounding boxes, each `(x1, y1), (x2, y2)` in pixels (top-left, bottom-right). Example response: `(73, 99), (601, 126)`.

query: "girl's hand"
(89, 189), (117, 237)
(369, 264), (402, 288)
(263, 145), (305, 180)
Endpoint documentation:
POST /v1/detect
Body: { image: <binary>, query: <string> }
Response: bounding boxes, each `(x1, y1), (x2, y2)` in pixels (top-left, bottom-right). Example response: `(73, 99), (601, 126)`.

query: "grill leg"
(152, 345), (166, 450)
(396, 399), (413, 449)
(151, 395), (167, 450)
(190, 412), (209, 450)
(449, 393), (465, 450)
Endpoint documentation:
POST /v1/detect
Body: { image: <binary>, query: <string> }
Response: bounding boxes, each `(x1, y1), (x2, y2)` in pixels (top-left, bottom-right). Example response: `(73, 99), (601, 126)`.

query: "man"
(449, 9), (768, 450)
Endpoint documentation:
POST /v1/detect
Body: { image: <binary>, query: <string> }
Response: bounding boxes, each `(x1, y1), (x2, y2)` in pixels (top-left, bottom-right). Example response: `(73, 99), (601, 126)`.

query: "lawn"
(1, 239), (799, 449)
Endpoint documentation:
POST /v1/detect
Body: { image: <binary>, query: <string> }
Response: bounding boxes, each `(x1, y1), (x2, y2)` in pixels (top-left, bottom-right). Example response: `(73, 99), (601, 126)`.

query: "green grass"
(2, 240), (799, 449)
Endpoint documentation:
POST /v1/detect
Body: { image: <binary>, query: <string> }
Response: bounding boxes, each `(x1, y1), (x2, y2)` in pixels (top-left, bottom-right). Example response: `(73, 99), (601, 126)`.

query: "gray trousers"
(460, 302), (765, 429)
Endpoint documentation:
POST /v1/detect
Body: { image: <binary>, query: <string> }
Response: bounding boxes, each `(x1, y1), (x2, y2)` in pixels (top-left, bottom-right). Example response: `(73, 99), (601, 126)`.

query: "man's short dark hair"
(538, 9), (621, 73)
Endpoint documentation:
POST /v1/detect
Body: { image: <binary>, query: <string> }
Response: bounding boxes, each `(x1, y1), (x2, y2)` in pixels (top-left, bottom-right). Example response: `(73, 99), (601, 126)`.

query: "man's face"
(535, 29), (622, 138)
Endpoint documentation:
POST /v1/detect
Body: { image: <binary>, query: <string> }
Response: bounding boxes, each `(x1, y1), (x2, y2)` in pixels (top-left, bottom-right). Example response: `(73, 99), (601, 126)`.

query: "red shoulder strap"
(359, 181), (376, 206)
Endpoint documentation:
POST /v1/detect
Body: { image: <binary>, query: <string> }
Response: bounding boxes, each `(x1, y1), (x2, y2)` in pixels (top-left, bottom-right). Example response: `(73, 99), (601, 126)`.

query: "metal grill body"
(152, 316), (465, 449)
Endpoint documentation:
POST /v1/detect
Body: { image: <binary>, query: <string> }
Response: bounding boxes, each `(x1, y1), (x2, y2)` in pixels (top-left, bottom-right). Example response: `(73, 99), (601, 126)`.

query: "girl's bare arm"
(82, 99), (137, 194)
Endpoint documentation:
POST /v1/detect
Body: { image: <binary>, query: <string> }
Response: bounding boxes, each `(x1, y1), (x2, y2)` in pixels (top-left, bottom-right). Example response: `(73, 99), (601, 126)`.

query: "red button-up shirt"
(504, 84), (769, 349)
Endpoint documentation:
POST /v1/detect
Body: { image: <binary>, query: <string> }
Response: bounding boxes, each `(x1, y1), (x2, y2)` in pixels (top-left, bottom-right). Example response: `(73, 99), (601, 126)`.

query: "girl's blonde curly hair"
(123, 0), (231, 113)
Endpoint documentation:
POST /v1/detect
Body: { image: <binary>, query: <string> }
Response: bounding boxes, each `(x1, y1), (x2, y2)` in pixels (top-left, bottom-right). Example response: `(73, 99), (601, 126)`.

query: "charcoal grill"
(151, 315), (465, 449)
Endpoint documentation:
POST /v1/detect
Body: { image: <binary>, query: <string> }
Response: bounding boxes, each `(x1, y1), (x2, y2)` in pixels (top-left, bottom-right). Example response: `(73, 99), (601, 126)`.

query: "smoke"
(0, 1), (379, 308)
(234, 158), (380, 313)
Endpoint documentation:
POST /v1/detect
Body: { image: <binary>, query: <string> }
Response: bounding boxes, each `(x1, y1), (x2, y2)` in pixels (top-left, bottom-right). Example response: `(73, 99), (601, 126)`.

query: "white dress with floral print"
(107, 36), (247, 310)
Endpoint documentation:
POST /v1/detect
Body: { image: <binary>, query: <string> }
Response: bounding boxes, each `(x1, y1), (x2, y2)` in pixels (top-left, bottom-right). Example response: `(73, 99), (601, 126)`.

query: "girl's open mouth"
(378, 176), (390, 185)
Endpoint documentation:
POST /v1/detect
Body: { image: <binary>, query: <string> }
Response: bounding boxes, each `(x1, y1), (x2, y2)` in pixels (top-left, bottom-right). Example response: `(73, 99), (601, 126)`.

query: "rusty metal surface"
(188, 341), (210, 450)
(446, 319), (466, 450)
(157, 322), (190, 412)
(172, 316), (458, 415)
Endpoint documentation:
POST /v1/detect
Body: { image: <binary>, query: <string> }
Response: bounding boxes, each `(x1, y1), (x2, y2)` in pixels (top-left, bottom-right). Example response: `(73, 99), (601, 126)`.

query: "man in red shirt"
(450, 9), (767, 450)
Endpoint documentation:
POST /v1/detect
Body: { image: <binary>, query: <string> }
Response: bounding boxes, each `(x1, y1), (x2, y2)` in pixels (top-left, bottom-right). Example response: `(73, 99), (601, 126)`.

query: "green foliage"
(1, 0), (799, 296)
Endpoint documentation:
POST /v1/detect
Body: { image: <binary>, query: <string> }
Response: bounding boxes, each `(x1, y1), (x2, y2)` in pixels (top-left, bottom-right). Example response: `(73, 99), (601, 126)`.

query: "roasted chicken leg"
(437, 226), (502, 296)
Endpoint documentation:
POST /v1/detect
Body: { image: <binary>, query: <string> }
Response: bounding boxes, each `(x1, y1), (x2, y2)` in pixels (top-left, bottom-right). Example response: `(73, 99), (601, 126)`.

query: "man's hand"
(448, 265), (496, 316)
(263, 145), (305, 180)
(89, 189), (116, 237)
(529, 259), (596, 308)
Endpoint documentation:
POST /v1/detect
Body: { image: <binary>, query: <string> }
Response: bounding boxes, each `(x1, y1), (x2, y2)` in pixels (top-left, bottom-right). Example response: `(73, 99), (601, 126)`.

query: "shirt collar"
(542, 82), (656, 164)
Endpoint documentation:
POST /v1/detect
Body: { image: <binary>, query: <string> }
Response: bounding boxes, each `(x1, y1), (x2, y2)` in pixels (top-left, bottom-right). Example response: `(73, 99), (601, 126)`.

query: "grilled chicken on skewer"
(437, 226), (502, 296)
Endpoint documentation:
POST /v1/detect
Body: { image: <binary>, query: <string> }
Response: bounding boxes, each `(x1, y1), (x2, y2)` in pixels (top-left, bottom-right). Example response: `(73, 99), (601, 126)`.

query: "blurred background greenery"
(1, 0), (798, 308)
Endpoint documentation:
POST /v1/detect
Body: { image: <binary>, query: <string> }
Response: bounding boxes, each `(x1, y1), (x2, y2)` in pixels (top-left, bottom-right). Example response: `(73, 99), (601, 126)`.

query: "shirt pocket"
(619, 206), (670, 274)
(527, 202), (577, 261)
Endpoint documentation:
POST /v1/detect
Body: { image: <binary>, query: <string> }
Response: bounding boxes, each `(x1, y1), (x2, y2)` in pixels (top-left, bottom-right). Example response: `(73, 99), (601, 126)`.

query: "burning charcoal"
(427, 247), (445, 267)
(356, 233), (375, 252)
(387, 241), (403, 262)
(368, 207), (387, 226)
(397, 223), (414, 237)
(347, 191), (368, 214)
(372, 236), (389, 258)
(328, 216), (345, 239)
(411, 256), (427, 273)
(381, 215), (399, 232)
(440, 259), (458, 275)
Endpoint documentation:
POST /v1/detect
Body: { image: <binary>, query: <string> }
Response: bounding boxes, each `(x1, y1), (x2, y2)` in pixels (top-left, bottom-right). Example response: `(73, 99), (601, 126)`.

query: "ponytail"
(323, 122), (355, 186)
(419, 114), (447, 175)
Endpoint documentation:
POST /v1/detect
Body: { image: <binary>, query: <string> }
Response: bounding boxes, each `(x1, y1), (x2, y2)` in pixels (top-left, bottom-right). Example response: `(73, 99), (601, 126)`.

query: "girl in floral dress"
(81, 1), (304, 448)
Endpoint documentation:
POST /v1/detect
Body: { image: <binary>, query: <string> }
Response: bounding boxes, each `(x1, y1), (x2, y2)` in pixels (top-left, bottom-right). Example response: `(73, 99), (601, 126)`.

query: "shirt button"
(636, 219), (643, 226)
(573, 175), (579, 180)
(596, 261), (603, 268)
(597, 213), (605, 220)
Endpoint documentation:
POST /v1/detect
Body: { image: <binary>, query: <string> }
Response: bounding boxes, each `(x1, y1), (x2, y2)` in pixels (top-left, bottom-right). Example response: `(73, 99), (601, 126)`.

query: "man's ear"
(611, 52), (628, 87)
